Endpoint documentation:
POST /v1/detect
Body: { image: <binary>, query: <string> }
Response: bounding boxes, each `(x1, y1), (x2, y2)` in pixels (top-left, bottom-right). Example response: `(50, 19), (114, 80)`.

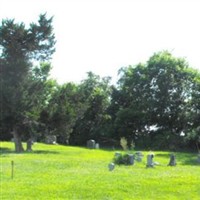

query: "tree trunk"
(13, 127), (24, 153)
(26, 138), (33, 152)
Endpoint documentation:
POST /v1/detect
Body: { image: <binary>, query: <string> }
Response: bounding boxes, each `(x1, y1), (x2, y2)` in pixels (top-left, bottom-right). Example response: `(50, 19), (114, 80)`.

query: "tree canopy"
(0, 14), (56, 152)
(1, 14), (200, 152)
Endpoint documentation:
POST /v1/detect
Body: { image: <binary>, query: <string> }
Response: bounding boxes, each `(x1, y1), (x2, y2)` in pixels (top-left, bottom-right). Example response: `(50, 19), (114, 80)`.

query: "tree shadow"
(0, 147), (59, 155)
(0, 147), (14, 154)
(156, 153), (170, 158)
(33, 150), (60, 154)
(154, 152), (200, 166)
(178, 153), (200, 166)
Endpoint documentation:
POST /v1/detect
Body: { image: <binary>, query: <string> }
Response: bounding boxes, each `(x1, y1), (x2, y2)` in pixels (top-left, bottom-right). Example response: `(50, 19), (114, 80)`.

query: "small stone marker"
(115, 152), (122, 157)
(146, 153), (154, 167)
(95, 143), (99, 149)
(135, 151), (143, 162)
(168, 154), (176, 166)
(128, 154), (134, 165)
(87, 139), (96, 149)
(108, 163), (115, 171)
(45, 135), (57, 144)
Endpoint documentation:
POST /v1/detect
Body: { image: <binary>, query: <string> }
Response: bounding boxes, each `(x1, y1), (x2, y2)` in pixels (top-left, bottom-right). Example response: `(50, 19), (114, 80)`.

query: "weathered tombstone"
(45, 135), (57, 144)
(135, 151), (143, 162)
(95, 143), (99, 149)
(168, 154), (176, 166)
(108, 163), (115, 171)
(128, 154), (134, 165)
(115, 152), (122, 157)
(146, 154), (154, 167)
(87, 139), (96, 149)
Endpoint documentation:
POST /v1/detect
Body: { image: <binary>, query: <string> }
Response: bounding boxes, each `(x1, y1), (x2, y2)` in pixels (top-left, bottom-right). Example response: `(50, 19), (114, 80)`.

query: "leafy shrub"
(114, 153), (132, 165)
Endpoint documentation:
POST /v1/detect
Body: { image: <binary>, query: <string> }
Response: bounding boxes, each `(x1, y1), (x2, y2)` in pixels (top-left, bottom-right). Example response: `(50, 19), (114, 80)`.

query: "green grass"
(1, 142), (200, 200)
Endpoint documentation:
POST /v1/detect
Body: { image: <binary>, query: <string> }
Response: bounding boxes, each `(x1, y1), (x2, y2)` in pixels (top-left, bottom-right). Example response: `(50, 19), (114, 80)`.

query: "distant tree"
(0, 14), (55, 152)
(70, 72), (112, 145)
(39, 82), (86, 144)
(183, 68), (200, 151)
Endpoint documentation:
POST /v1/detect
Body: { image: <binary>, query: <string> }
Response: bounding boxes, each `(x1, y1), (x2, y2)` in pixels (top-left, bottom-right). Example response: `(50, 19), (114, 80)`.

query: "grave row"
(108, 152), (177, 171)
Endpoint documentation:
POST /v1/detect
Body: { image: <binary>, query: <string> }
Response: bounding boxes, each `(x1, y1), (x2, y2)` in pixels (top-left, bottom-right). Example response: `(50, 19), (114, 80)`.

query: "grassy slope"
(1, 142), (200, 200)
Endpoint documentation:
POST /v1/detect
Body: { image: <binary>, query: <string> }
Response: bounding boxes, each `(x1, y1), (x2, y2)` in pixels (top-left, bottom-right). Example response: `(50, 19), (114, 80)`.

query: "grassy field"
(1, 142), (200, 200)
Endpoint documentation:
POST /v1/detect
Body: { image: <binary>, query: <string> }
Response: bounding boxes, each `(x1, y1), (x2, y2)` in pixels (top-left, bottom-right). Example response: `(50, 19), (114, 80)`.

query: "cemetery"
(1, 141), (200, 200)
(1, 11), (200, 200)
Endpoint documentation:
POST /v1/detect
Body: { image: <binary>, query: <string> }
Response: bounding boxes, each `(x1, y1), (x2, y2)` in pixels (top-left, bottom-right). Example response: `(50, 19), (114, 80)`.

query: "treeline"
(1, 15), (200, 152)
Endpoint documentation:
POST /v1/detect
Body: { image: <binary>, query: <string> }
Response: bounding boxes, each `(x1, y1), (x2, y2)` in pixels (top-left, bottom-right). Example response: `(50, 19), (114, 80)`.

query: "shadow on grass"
(156, 153), (169, 158)
(33, 150), (59, 154)
(178, 153), (200, 166)
(155, 152), (200, 166)
(0, 147), (13, 154)
(0, 148), (59, 155)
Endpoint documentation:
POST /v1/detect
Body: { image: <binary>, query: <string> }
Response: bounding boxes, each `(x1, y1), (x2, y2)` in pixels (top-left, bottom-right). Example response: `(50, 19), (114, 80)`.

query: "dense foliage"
(0, 14), (55, 152)
(1, 15), (200, 152)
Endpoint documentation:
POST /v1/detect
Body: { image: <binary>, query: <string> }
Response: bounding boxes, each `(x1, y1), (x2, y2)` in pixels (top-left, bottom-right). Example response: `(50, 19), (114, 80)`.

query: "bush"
(114, 153), (132, 165)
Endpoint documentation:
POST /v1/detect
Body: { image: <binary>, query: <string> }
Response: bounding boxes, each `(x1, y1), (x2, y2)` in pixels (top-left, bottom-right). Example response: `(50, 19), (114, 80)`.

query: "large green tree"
(0, 14), (55, 152)
(113, 51), (197, 149)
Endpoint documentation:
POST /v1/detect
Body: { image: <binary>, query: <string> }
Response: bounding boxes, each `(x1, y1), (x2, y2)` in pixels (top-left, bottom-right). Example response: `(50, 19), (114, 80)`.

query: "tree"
(0, 14), (55, 152)
(183, 68), (200, 151)
(39, 82), (85, 144)
(113, 51), (195, 149)
(70, 72), (112, 145)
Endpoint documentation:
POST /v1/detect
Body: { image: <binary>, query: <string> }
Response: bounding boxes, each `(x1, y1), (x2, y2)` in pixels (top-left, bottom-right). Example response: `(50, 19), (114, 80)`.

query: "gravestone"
(146, 153), (154, 167)
(135, 151), (143, 162)
(108, 163), (115, 171)
(45, 135), (57, 144)
(87, 139), (96, 149)
(95, 143), (99, 149)
(128, 154), (134, 165)
(168, 154), (176, 166)
(115, 152), (122, 157)
(197, 154), (200, 164)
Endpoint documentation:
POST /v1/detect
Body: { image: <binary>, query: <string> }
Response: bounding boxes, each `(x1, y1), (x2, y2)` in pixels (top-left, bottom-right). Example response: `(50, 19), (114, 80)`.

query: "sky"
(1, 0), (200, 84)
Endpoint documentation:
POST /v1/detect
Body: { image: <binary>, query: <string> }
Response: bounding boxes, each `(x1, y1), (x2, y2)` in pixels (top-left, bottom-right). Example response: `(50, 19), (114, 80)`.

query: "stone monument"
(168, 153), (176, 166)
(108, 163), (115, 171)
(146, 153), (154, 167)
(45, 135), (57, 144)
(87, 139), (96, 149)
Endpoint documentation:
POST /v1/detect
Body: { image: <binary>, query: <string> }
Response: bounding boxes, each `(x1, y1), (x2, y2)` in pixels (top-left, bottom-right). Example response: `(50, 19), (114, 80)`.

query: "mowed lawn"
(1, 142), (200, 200)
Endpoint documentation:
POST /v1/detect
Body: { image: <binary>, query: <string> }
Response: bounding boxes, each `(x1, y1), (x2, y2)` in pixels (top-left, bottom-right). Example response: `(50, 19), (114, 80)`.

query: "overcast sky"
(1, 0), (200, 84)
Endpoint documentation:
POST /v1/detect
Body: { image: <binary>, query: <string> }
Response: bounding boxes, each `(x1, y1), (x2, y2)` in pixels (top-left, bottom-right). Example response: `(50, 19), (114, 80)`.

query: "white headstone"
(95, 143), (99, 149)
(108, 163), (115, 171)
(87, 139), (96, 149)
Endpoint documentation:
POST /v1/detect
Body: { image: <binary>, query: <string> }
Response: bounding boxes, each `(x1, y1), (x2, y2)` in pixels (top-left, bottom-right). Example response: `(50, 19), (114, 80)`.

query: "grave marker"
(168, 154), (176, 166)
(108, 163), (115, 171)
(87, 139), (96, 149)
(146, 153), (154, 167)
(128, 154), (134, 165)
